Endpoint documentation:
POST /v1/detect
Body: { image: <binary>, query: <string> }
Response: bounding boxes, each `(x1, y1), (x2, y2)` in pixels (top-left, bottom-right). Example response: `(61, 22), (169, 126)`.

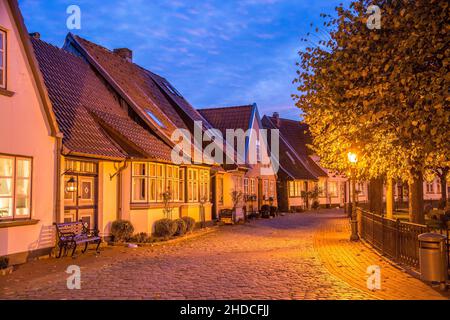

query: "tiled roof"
(31, 38), (173, 161)
(265, 116), (328, 178)
(261, 116), (320, 180)
(198, 105), (254, 135)
(70, 35), (196, 136)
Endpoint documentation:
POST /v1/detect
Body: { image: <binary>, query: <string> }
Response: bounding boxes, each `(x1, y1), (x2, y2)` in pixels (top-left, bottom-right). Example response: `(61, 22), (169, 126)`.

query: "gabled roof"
(31, 38), (173, 161)
(261, 116), (320, 180)
(6, 0), (59, 137)
(264, 115), (328, 178)
(65, 34), (214, 141)
(198, 105), (255, 135)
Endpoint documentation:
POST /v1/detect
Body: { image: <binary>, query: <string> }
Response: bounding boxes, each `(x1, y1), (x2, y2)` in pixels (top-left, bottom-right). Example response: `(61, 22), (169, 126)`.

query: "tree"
(294, 0), (449, 223)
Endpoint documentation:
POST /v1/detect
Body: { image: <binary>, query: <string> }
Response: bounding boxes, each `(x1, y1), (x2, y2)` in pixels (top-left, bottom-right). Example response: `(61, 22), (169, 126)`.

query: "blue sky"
(19, 0), (347, 120)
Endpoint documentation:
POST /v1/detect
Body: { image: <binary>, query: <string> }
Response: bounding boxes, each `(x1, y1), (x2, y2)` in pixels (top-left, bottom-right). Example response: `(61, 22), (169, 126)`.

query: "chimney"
(273, 112), (281, 127)
(113, 48), (133, 62)
(29, 32), (41, 40)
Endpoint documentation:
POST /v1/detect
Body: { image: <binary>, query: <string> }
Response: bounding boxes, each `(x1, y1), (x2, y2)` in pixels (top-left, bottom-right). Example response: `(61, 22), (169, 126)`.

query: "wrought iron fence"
(357, 208), (429, 270)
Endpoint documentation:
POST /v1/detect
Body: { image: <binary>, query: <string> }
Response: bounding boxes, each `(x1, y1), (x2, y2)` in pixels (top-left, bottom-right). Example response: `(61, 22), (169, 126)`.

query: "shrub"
(131, 232), (150, 243)
(154, 219), (177, 238)
(0, 256), (9, 269)
(111, 220), (134, 243)
(312, 201), (320, 210)
(182, 216), (196, 233)
(174, 219), (187, 236)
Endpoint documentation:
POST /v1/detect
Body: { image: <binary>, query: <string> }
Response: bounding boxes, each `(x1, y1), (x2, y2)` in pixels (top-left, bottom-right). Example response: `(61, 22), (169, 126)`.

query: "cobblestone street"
(0, 209), (447, 300)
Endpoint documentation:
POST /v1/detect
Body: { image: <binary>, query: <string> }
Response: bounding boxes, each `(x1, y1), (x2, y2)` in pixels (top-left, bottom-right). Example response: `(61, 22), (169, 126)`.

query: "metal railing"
(357, 208), (429, 270)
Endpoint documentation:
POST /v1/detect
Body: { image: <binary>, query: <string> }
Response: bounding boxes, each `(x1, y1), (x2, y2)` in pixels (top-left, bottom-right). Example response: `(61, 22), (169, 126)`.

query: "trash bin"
(418, 233), (448, 284)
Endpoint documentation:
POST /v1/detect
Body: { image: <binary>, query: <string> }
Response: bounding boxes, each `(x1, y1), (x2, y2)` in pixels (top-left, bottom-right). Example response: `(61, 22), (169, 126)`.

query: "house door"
(63, 159), (98, 228)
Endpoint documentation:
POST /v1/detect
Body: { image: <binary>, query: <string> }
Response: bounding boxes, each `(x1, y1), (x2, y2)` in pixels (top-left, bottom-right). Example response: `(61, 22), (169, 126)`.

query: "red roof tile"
(198, 105), (254, 135)
(31, 38), (173, 161)
(262, 116), (321, 180)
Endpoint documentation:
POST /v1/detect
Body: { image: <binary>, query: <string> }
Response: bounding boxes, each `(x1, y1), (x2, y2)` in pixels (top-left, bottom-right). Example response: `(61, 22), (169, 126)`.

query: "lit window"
(328, 181), (338, 197)
(217, 175), (224, 205)
(244, 178), (249, 195)
(131, 162), (183, 204)
(250, 178), (255, 195)
(289, 180), (303, 198)
(269, 181), (275, 198)
(187, 168), (200, 202)
(145, 110), (166, 128)
(199, 170), (209, 202)
(0, 155), (32, 219)
(263, 180), (269, 198)
(0, 29), (5, 89)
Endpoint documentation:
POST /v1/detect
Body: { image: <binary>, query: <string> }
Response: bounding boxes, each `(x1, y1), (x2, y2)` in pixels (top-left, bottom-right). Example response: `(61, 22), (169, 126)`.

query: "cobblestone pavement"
(0, 210), (447, 300)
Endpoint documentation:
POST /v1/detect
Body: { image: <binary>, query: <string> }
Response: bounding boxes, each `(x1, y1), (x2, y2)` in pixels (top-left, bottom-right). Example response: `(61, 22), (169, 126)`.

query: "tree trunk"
(409, 170), (424, 224)
(369, 178), (383, 215)
(386, 179), (395, 219)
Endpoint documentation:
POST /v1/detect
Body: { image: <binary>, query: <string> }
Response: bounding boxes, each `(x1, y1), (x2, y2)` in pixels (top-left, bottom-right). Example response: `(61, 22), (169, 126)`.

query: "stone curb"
(108, 226), (219, 248)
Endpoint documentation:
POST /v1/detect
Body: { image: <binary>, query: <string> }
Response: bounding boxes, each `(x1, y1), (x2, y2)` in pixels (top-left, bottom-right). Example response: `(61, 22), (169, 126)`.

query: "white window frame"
(0, 155), (32, 220)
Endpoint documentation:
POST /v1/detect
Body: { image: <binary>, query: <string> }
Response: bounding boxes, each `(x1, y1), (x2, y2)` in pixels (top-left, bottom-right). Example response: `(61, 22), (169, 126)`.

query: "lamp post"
(348, 152), (359, 241)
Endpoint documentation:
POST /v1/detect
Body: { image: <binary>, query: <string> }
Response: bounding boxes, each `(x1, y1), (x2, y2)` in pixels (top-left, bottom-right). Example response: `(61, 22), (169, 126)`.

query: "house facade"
(0, 0), (60, 263)
(198, 104), (278, 219)
(262, 113), (369, 212)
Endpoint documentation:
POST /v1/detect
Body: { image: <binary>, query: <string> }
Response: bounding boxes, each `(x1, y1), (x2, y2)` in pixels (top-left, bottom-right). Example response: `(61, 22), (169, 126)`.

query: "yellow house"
(32, 33), (214, 240)
(198, 104), (278, 219)
(0, 0), (60, 264)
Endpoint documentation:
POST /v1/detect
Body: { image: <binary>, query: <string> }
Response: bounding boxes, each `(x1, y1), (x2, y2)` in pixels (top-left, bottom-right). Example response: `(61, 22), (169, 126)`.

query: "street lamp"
(348, 152), (359, 241)
(65, 176), (77, 193)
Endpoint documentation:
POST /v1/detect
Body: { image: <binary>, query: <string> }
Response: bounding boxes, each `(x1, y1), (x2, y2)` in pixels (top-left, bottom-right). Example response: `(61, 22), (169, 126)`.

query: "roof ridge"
(32, 37), (86, 62)
(199, 105), (254, 111)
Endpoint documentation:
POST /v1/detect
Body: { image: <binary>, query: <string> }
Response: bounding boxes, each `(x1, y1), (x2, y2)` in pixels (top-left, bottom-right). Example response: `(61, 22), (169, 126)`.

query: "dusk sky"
(19, 0), (349, 120)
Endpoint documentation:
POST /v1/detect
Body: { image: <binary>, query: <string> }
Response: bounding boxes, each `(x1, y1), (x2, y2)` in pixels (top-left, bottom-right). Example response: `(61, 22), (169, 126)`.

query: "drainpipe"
(54, 133), (64, 223)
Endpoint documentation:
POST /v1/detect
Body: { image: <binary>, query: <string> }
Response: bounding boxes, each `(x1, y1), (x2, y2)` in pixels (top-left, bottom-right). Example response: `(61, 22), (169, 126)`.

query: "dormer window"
(145, 110), (165, 128)
(163, 82), (182, 97)
(0, 29), (6, 89)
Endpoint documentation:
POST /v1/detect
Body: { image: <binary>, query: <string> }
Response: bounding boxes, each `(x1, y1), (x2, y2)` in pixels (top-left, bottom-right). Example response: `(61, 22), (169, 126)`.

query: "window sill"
(0, 88), (15, 97)
(0, 219), (40, 228)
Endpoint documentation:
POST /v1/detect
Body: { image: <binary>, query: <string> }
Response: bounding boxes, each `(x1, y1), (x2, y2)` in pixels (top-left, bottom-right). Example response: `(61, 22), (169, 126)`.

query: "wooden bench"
(54, 221), (101, 258)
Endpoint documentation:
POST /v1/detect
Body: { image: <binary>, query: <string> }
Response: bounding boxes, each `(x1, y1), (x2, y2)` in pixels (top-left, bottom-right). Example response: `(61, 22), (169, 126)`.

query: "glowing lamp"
(347, 152), (358, 164)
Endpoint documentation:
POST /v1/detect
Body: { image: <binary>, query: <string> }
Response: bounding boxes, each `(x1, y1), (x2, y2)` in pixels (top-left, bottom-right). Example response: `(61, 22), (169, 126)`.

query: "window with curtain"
(328, 181), (338, 197)
(187, 168), (199, 202)
(132, 162), (184, 204)
(244, 178), (249, 195)
(199, 169), (209, 202)
(288, 180), (303, 198)
(0, 155), (32, 220)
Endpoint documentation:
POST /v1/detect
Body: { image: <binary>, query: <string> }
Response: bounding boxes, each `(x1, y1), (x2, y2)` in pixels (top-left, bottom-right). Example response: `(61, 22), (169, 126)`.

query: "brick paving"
(0, 210), (447, 300)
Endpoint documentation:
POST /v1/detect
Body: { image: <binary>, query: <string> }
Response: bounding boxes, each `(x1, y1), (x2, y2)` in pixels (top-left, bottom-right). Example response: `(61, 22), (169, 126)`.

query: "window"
(0, 155), (32, 219)
(132, 162), (185, 204)
(0, 29), (5, 89)
(269, 181), (275, 198)
(436, 181), (441, 194)
(426, 183), (434, 194)
(288, 180), (303, 198)
(132, 163), (147, 203)
(179, 168), (185, 202)
(65, 159), (97, 174)
(145, 110), (166, 128)
(217, 175), (224, 205)
(199, 170), (209, 202)
(250, 178), (255, 195)
(328, 181), (338, 197)
(263, 180), (269, 198)
(232, 175), (243, 192)
(318, 180), (326, 197)
(244, 178), (249, 195)
(187, 168), (198, 202)
(356, 182), (365, 196)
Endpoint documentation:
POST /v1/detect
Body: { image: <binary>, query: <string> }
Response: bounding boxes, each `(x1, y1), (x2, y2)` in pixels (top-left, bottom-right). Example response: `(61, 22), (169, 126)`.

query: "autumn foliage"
(294, 0), (449, 222)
